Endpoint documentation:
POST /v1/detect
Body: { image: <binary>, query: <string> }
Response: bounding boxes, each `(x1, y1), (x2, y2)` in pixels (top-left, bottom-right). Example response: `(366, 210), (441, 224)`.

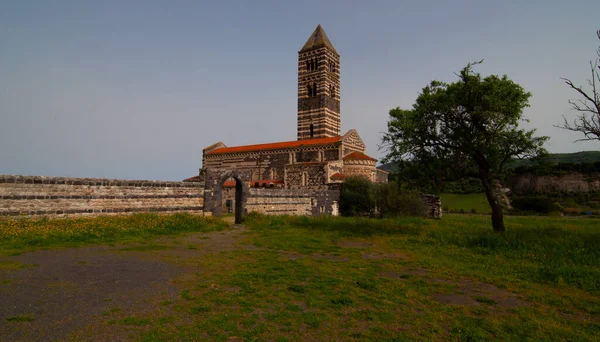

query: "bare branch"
(558, 30), (600, 141)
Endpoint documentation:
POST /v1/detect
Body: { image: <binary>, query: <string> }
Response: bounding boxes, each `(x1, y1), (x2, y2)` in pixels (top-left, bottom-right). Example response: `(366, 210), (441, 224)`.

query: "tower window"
(306, 58), (320, 72)
(310, 124), (314, 138)
(330, 85), (335, 97)
(307, 82), (317, 97)
(329, 62), (337, 73)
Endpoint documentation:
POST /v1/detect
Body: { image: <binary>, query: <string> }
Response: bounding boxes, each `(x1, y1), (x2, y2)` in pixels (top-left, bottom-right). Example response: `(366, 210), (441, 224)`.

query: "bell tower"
(297, 25), (341, 140)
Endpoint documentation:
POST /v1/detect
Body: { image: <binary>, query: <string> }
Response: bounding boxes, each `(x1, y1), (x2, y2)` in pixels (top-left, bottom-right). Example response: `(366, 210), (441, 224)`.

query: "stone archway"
(203, 169), (251, 224)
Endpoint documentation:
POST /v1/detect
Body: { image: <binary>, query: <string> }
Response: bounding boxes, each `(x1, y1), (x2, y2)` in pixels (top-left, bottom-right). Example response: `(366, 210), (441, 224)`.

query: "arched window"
(330, 85), (335, 97)
(312, 82), (317, 96)
(307, 84), (312, 97)
(310, 124), (314, 138)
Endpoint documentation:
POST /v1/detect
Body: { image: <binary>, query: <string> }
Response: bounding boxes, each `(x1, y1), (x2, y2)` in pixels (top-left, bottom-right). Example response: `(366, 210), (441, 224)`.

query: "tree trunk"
(479, 169), (506, 232)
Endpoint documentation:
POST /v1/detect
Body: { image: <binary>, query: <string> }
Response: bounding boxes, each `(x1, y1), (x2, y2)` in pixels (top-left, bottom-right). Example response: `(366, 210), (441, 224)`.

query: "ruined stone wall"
(247, 188), (340, 216)
(0, 175), (204, 219)
(376, 169), (389, 183)
(420, 194), (442, 219)
(508, 172), (600, 195)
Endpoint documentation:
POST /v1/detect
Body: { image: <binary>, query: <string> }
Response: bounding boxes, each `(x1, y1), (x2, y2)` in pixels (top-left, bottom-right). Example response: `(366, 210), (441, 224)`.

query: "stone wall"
(284, 163), (329, 190)
(420, 194), (442, 219)
(247, 188), (340, 216)
(376, 169), (389, 183)
(0, 175), (204, 219)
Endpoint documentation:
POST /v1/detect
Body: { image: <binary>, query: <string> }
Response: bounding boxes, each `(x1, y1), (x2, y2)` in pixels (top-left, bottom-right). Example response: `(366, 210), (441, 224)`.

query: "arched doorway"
(210, 170), (250, 225)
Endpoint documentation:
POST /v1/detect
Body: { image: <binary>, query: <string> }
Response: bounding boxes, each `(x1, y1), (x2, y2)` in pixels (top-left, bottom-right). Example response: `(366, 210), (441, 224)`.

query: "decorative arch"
(203, 168), (251, 224)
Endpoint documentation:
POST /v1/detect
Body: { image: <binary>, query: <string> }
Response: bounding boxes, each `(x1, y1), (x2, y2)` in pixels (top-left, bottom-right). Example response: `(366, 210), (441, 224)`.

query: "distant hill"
(378, 151), (600, 173)
(507, 151), (600, 169)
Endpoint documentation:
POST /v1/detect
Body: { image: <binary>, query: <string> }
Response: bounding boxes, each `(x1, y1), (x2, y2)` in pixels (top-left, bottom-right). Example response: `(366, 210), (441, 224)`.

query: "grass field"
(440, 193), (492, 214)
(1, 213), (599, 340)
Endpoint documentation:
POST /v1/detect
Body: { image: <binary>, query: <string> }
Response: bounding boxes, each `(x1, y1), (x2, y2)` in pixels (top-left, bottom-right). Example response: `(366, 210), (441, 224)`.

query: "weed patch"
(6, 314), (35, 322)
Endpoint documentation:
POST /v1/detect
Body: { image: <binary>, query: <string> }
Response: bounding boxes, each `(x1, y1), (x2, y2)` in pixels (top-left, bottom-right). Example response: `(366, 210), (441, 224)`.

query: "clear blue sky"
(1, 1), (599, 180)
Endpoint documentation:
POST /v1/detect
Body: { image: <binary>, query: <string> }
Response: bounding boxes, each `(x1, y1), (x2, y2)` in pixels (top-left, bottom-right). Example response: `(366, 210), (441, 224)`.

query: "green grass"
(441, 192), (492, 213)
(0, 213), (227, 252)
(134, 213), (600, 341)
(2, 213), (600, 340)
(6, 314), (35, 322)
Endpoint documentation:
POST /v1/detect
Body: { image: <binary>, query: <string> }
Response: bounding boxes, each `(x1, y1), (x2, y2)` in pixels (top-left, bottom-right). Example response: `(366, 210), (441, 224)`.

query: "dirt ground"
(0, 228), (248, 342)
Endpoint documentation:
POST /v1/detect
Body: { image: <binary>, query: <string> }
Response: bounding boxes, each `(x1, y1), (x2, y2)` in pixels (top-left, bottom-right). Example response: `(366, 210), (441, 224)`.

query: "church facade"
(200, 25), (387, 211)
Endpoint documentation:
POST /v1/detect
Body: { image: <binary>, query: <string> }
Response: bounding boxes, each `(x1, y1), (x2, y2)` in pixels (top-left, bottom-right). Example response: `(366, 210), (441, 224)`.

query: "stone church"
(198, 25), (387, 213)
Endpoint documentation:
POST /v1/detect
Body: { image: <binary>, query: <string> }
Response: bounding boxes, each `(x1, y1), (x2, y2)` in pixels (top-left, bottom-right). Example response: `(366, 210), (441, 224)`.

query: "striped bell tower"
(297, 25), (341, 140)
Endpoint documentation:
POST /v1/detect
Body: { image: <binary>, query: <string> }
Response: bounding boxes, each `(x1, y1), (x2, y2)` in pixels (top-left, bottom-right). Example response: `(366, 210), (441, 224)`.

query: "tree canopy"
(381, 62), (548, 231)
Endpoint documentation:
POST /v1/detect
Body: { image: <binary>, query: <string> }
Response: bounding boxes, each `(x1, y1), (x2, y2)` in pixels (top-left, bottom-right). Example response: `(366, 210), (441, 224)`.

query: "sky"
(1, 1), (599, 181)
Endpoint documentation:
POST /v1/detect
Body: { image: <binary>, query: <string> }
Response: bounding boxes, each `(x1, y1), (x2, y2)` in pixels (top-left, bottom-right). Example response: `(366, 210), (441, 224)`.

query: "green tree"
(381, 62), (548, 232)
(339, 176), (375, 217)
(558, 30), (600, 141)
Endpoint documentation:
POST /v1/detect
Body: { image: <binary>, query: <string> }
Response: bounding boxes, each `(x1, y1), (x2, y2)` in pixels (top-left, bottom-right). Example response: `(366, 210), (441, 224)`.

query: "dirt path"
(0, 227), (248, 341)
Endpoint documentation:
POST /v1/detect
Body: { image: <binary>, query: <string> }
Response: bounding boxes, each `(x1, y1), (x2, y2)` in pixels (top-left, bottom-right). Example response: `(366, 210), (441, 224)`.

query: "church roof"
(299, 24), (338, 54)
(330, 173), (346, 180)
(183, 175), (201, 182)
(343, 151), (377, 162)
(206, 136), (342, 155)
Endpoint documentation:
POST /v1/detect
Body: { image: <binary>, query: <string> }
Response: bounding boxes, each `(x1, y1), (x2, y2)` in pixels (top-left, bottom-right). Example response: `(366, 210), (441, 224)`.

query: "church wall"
(0, 175), (204, 219)
(344, 164), (377, 182)
(203, 151), (291, 182)
(296, 150), (319, 163)
(324, 148), (340, 161)
(285, 164), (329, 190)
(204, 144), (342, 183)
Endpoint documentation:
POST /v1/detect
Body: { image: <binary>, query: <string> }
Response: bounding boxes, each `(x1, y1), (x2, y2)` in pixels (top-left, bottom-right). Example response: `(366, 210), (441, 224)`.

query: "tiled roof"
(183, 176), (201, 182)
(330, 173), (346, 180)
(343, 151), (377, 162)
(206, 136), (342, 155)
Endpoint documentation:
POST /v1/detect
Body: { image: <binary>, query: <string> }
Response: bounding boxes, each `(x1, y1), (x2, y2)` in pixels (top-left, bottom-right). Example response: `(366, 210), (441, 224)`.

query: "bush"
(511, 196), (553, 213)
(551, 202), (563, 212)
(374, 182), (425, 217)
(340, 176), (375, 217)
(340, 179), (426, 218)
